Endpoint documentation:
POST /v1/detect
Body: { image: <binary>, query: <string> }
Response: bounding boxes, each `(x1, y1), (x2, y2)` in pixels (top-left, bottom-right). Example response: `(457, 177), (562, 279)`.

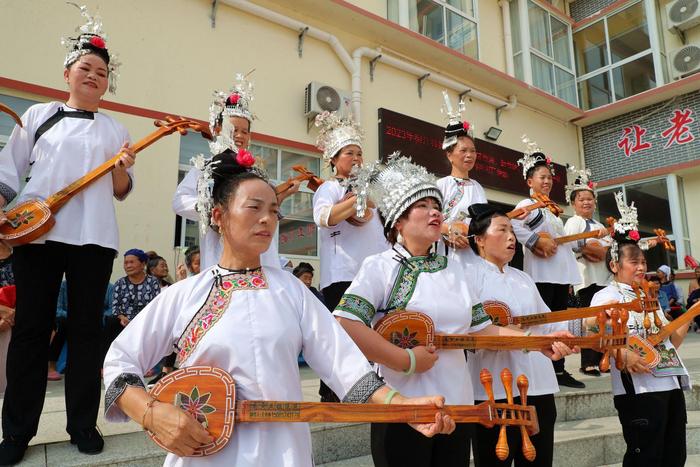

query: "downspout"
(223, 0), (517, 122)
(499, 0), (515, 77)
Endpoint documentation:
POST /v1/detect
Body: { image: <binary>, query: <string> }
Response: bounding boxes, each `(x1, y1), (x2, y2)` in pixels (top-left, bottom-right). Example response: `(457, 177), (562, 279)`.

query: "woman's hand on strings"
(145, 401), (213, 457)
(413, 344), (439, 373)
(622, 349), (651, 374)
(540, 330), (578, 361)
(114, 142), (136, 170)
(393, 393), (456, 437)
(533, 236), (557, 258)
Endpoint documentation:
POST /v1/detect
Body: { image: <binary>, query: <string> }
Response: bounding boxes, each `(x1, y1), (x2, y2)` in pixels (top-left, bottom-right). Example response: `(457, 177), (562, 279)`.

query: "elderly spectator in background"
(658, 265), (684, 320)
(176, 246), (200, 281)
(102, 249), (160, 369)
(292, 262), (325, 305)
(146, 254), (171, 289)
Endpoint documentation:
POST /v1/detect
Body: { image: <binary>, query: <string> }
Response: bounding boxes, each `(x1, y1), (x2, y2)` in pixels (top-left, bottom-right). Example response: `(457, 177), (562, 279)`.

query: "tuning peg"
(516, 375), (536, 462)
(609, 309), (624, 371)
(620, 309), (629, 330)
(600, 351), (611, 372)
(480, 369), (495, 403)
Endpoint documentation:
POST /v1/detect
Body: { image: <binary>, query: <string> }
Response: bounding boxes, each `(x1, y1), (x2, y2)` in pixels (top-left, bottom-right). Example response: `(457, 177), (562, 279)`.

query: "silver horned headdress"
(517, 134), (554, 179)
(610, 191), (648, 261)
(349, 152), (442, 228)
(565, 165), (597, 203)
(314, 111), (364, 162)
(208, 73), (255, 155)
(440, 90), (474, 150)
(61, 3), (121, 94)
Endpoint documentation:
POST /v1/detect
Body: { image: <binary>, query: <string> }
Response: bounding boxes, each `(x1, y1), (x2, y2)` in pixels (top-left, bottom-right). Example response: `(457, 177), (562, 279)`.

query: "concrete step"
(20, 410), (700, 466)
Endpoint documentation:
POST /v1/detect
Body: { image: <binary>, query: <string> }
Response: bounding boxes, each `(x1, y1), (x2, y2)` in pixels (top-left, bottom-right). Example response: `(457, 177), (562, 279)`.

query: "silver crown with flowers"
(516, 135), (554, 179)
(440, 90), (473, 149)
(314, 111), (364, 162)
(564, 165), (597, 203)
(208, 73), (255, 154)
(349, 152), (442, 228)
(191, 146), (268, 236)
(61, 3), (121, 93)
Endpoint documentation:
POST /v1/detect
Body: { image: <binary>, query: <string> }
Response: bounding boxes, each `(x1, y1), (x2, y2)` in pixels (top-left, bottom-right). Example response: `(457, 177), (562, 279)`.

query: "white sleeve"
(299, 285), (381, 402)
(172, 167), (200, 222)
(564, 216), (585, 236)
(475, 182), (488, 204)
(0, 108), (34, 203)
(103, 287), (181, 422)
(511, 199), (540, 249)
(333, 255), (388, 326)
(313, 181), (340, 228)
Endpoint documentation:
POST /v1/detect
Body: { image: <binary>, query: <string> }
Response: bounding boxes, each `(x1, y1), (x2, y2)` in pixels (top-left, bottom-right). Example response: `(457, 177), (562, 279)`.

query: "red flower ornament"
(236, 149), (255, 167)
(545, 156), (552, 165)
(462, 121), (470, 131)
(629, 230), (640, 241)
(587, 181), (595, 189)
(90, 36), (106, 48)
(228, 93), (240, 105)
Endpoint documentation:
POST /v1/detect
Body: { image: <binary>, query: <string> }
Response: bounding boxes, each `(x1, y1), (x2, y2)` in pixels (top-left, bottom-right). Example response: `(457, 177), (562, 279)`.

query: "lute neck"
(647, 300), (700, 346)
(235, 400), (490, 424)
(45, 125), (175, 212)
(434, 334), (626, 351)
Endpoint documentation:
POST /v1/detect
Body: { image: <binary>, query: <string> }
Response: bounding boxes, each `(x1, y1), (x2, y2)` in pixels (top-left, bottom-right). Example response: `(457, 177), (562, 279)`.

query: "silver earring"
(396, 232), (404, 245)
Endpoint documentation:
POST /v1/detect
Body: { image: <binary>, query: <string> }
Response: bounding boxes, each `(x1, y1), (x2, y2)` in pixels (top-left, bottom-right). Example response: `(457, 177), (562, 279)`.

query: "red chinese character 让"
(661, 109), (695, 148)
(617, 125), (651, 157)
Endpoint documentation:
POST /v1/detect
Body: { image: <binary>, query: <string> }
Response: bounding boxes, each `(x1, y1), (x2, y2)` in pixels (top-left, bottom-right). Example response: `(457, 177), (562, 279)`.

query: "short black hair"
(467, 206), (509, 252)
(569, 188), (596, 204)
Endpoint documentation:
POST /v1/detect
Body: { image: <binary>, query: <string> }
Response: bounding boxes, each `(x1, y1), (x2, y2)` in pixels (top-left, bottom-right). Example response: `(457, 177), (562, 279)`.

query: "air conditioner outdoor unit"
(667, 0), (700, 33)
(304, 82), (352, 119)
(670, 44), (700, 79)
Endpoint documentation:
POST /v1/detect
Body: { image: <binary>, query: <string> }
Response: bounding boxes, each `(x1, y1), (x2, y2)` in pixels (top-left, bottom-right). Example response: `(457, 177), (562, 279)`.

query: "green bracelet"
(384, 389), (399, 404)
(403, 348), (416, 375)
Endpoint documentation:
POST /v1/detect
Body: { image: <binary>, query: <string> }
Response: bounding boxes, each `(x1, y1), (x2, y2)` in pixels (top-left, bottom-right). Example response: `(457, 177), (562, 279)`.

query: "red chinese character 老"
(661, 109), (695, 148)
(617, 125), (651, 157)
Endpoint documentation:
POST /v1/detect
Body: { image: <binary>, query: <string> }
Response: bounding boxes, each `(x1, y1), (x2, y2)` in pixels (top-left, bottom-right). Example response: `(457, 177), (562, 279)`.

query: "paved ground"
(2, 333), (700, 447)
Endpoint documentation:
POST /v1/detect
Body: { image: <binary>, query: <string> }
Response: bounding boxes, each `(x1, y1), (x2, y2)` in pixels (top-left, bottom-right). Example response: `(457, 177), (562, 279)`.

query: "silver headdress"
(208, 73), (255, 154)
(349, 152), (442, 228)
(516, 134), (554, 179)
(564, 165), (597, 203)
(610, 191), (648, 261)
(61, 3), (120, 94)
(193, 147), (269, 236)
(440, 90), (473, 150)
(314, 111), (364, 162)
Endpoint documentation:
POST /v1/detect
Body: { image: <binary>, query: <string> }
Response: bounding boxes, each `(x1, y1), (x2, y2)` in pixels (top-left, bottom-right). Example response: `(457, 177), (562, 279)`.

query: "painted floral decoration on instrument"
(61, 3), (121, 93)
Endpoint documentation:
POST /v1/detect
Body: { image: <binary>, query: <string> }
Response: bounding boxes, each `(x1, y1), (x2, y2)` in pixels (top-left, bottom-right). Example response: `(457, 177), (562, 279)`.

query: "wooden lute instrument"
(483, 281), (659, 328)
(625, 290), (700, 368)
(0, 116), (212, 246)
(538, 228), (610, 245)
(275, 165), (324, 195)
(531, 192), (564, 216)
(0, 103), (22, 128)
(439, 200), (550, 239)
(147, 366), (539, 458)
(374, 310), (628, 352)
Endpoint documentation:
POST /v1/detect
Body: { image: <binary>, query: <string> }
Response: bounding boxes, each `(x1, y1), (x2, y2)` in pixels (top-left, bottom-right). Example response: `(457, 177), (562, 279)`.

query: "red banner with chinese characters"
(378, 108), (566, 204)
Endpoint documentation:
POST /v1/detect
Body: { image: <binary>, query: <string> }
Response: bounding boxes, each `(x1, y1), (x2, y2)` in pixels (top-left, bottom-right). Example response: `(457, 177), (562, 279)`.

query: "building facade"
(0, 0), (697, 282)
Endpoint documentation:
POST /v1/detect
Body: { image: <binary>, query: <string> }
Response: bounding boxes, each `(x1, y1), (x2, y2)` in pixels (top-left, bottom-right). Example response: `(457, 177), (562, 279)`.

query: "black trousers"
(47, 316), (67, 363)
(371, 422), (472, 467)
(535, 283), (569, 374)
(101, 315), (124, 364)
(2, 242), (114, 439)
(614, 389), (686, 467)
(577, 284), (605, 369)
(473, 394), (556, 467)
(318, 281), (352, 403)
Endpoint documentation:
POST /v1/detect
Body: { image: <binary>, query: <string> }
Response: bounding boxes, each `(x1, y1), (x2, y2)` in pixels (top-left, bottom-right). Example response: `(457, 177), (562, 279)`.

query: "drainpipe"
(223, 0), (517, 122)
(499, 0), (515, 77)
